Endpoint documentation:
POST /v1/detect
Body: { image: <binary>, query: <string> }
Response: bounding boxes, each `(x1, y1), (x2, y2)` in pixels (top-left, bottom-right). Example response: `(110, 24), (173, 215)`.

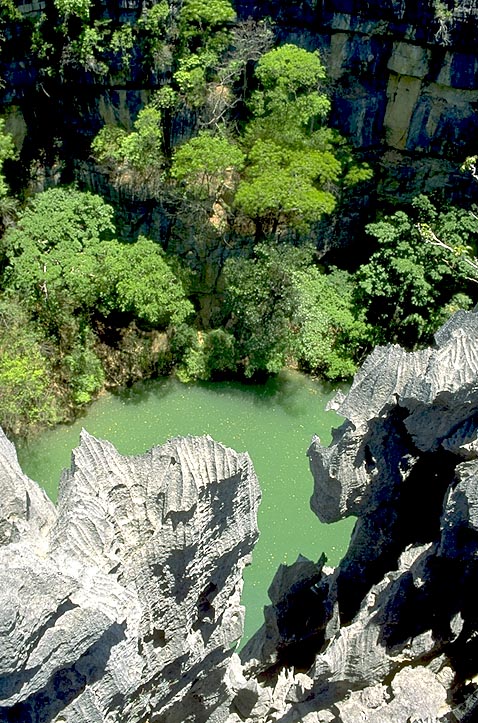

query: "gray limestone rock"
(0, 430), (260, 722)
(3, 309), (478, 723)
(0, 428), (56, 548)
(238, 310), (478, 723)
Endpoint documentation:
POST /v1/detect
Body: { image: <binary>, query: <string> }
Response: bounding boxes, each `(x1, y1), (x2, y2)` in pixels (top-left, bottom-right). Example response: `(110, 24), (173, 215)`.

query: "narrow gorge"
(2, 1), (478, 720)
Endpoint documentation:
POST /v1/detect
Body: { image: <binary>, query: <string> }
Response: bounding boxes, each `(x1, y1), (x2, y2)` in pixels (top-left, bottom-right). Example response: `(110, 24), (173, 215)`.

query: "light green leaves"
(54, 0), (91, 21)
(292, 267), (367, 380)
(235, 140), (339, 229)
(2, 188), (192, 330)
(0, 297), (60, 434)
(247, 44), (330, 144)
(0, 118), (15, 200)
(171, 131), (245, 199)
(179, 0), (235, 32)
(101, 236), (194, 326)
(92, 106), (164, 191)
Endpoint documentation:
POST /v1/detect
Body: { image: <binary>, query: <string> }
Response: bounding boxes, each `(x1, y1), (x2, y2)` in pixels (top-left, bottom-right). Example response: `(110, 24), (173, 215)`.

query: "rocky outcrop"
(0, 431), (260, 722)
(238, 309), (478, 722)
(3, 309), (478, 722)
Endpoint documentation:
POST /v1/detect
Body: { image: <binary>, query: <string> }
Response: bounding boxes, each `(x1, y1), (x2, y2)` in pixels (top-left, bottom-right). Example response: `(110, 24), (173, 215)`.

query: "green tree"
(175, 327), (237, 381)
(223, 243), (310, 376)
(0, 118), (15, 200)
(246, 44), (330, 147)
(2, 188), (193, 331)
(3, 187), (115, 328)
(0, 118), (17, 233)
(293, 267), (368, 381)
(63, 327), (105, 405)
(354, 196), (477, 347)
(174, 0), (235, 109)
(178, 0), (235, 48)
(54, 0), (91, 22)
(223, 243), (367, 379)
(100, 236), (194, 327)
(171, 131), (245, 197)
(0, 297), (59, 436)
(235, 44), (371, 238)
(235, 140), (340, 237)
(171, 131), (245, 231)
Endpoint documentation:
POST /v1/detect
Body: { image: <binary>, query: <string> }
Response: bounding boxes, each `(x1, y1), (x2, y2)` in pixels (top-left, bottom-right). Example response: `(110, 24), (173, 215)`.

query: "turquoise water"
(17, 372), (353, 643)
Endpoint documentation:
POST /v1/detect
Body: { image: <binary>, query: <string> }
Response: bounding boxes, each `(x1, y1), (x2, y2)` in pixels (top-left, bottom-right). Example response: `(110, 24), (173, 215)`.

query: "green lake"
(16, 371), (354, 643)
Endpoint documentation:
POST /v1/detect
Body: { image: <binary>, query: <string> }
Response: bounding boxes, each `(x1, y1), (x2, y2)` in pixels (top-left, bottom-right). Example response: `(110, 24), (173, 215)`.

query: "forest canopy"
(0, 0), (476, 436)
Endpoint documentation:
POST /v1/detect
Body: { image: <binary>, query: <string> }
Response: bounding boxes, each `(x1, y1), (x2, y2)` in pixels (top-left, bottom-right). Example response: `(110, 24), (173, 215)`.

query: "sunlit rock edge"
(1, 309), (478, 722)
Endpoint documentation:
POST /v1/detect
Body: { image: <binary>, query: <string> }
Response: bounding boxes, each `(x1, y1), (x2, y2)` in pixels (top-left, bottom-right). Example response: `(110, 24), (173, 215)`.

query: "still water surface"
(17, 371), (353, 643)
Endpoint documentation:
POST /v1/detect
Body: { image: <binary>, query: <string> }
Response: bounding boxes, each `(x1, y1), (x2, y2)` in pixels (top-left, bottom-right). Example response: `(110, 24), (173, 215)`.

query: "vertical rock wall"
(234, 0), (478, 201)
(2, 0), (478, 206)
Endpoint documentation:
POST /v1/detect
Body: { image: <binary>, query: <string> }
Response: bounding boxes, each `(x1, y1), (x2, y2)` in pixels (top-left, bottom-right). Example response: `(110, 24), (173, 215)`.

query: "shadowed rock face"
(0, 431), (260, 723)
(3, 310), (478, 722)
(2, 0), (478, 231)
(239, 310), (478, 722)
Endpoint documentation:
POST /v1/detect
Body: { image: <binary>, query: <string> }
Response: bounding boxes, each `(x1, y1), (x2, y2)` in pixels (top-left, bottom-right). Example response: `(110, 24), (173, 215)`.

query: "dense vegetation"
(0, 0), (477, 437)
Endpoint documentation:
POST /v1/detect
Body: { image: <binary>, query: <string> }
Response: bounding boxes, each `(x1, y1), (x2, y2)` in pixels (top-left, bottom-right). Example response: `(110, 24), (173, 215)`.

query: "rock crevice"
(2, 310), (478, 721)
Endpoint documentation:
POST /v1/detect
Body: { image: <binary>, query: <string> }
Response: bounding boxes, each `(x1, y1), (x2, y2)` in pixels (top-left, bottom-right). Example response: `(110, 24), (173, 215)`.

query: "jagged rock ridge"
(2, 309), (478, 722)
(0, 431), (261, 722)
(239, 309), (478, 722)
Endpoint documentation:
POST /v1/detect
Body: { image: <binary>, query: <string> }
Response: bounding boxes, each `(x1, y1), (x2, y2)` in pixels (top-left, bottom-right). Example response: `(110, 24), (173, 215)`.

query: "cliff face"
(2, 0), (478, 212)
(2, 310), (478, 722)
(234, 0), (478, 203)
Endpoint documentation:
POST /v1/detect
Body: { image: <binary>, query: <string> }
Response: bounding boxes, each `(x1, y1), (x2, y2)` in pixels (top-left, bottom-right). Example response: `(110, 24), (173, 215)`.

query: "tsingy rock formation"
(240, 309), (478, 722)
(0, 431), (260, 722)
(2, 309), (478, 722)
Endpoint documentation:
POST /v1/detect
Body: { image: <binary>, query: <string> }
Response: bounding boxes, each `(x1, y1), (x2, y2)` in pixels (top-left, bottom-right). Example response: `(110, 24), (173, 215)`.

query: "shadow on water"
(15, 370), (353, 645)
(113, 375), (181, 405)
(197, 370), (341, 417)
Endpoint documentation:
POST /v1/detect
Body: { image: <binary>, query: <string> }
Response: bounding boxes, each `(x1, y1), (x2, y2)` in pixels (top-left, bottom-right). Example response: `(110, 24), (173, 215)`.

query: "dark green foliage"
(2, 187), (115, 329)
(354, 196), (477, 347)
(62, 327), (105, 405)
(223, 244), (306, 376)
(223, 244), (366, 379)
(0, 119), (15, 201)
(293, 268), (369, 381)
(202, 328), (236, 375)
(0, 188), (196, 431)
(100, 236), (194, 327)
(171, 324), (237, 381)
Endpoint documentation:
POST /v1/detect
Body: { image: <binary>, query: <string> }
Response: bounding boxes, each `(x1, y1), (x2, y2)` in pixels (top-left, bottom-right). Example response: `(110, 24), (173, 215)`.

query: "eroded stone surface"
(0, 431), (260, 722)
(239, 310), (478, 722)
(3, 310), (478, 722)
